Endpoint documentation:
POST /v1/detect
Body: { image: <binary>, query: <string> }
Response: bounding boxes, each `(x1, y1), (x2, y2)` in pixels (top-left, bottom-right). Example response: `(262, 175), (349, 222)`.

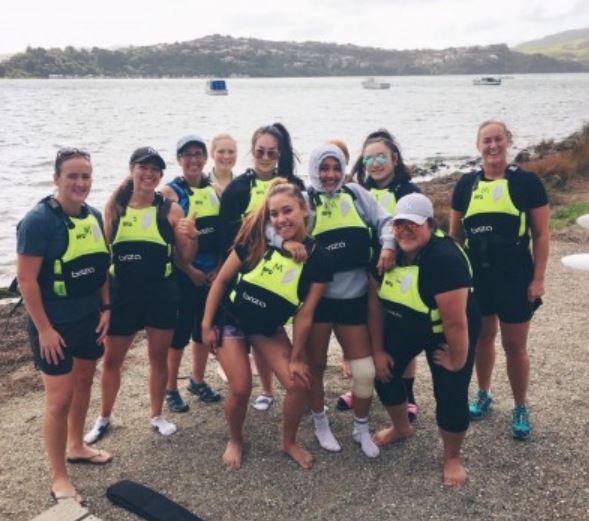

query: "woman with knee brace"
(202, 178), (332, 470)
(369, 193), (480, 487)
(283, 144), (394, 458)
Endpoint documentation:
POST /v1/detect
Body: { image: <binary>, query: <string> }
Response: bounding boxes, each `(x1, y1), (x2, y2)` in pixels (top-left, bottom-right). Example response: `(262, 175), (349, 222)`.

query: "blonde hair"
(233, 178), (306, 267)
(327, 139), (350, 164)
(477, 120), (513, 145)
(210, 133), (237, 155)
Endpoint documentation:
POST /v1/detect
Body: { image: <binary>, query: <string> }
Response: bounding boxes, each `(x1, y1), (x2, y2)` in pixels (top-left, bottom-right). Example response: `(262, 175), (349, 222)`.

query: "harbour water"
(1, 73), (588, 284)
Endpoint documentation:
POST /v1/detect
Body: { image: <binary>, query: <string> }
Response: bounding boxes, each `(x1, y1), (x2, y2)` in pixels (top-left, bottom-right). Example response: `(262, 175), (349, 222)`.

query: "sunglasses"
(56, 147), (91, 160)
(392, 220), (422, 232)
(254, 148), (280, 160)
(180, 150), (206, 159)
(362, 153), (387, 167)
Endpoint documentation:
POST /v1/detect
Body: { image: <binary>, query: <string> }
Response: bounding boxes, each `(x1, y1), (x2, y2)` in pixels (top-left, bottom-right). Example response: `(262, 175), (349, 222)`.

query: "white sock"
(312, 410), (341, 452)
(84, 416), (110, 445)
(353, 416), (380, 458)
(151, 416), (177, 437)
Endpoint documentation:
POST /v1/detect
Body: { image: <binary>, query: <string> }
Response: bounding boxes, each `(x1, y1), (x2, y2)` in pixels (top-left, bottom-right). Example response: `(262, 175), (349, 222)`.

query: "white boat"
(206, 79), (228, 95)
(362, 77), (391, 90)
(472, 76), (502, 86)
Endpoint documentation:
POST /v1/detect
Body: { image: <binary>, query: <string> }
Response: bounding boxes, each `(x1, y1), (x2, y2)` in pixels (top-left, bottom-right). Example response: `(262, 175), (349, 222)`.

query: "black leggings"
(374, 328), (477, 433)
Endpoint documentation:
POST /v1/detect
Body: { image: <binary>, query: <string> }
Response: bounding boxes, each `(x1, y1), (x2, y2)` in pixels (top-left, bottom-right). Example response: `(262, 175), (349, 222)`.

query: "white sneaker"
(151, 416), (177, 437)
(252, 394), (274, 411)
(84, 417), (111, 445)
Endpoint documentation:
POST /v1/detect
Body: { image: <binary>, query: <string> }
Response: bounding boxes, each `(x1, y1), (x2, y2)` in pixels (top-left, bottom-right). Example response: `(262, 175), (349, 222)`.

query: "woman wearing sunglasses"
(338, 130), (423, 419)
(449, 121), (549, 440)
(17, 148), (112, 504)
(368, 193), (480, 487)
(202, 179), (332, 469)
(284, 144), (393, 458)
(219, 123), (306, 411)
(85, 147), (196, 443)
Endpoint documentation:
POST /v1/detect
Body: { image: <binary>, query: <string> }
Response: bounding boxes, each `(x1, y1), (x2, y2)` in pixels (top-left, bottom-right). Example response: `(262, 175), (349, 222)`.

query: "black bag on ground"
(106, 480), (204, 521)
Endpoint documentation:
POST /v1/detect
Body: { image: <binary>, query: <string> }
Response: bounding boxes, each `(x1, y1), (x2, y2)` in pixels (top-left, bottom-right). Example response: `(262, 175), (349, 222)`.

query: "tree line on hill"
(1, 34), (586, 78)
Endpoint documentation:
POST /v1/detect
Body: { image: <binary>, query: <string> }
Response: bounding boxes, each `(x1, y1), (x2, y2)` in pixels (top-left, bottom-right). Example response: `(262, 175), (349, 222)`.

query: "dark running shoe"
(187, 378), (222, 403)
(165, 389), (189, 413)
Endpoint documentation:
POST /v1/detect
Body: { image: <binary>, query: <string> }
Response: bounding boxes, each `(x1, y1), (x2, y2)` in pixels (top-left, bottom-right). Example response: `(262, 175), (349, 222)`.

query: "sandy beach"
(1, 238), (588, 521)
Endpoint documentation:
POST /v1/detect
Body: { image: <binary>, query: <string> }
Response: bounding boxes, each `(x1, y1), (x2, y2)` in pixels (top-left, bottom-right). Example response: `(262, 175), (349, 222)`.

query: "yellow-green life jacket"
(43, 198), (109, 298)
(370, 187), (397, 215)
(310, 187), (371, 272)
(111, 196), (173, 282)
(243, 177), (274, 217)
(230, 248), (304, 328)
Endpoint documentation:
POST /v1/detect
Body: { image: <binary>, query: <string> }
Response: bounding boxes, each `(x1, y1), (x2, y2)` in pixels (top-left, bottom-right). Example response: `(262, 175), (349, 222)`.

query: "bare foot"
(283, 441), (313, 469)
(372, 426), (414, 447)
(222, 440), (243, 470)
(51, 478), (84, 505)
(66, 446), (112, 464)
(443, 457), (467, 488)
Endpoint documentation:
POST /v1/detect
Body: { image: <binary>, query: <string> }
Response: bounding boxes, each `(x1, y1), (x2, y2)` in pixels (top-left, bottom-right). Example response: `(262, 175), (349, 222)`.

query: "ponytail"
(105, 176), (133, 224)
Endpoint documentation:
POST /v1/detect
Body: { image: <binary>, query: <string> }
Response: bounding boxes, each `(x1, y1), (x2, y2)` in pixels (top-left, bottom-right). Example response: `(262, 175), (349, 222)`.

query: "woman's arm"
(367, 275), (394, 381)
(17, 255), (65, 365)
(201, 251), (243, 350)
(433, 287), (469, 371)
(528, 204), (550, 301)
(448, 209), (465, 244)
(96, 279), (111, 344)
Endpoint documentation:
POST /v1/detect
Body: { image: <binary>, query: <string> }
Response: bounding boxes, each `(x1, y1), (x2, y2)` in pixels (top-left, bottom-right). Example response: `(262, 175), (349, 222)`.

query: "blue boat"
(206, 79), (228, 95)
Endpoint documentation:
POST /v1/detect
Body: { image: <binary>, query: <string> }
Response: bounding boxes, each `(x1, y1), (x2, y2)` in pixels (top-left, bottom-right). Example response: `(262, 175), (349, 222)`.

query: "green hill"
(514, 27), (589, 62)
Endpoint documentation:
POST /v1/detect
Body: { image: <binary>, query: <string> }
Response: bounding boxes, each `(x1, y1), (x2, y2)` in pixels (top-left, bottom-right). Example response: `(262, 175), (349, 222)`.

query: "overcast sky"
(1, 0), (588, 55)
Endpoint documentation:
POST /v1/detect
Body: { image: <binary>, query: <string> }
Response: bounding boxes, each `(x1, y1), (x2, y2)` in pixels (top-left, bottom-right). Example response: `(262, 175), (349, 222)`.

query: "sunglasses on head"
(392, 219), (422, 231)
(56, 147), (91, 160)
(254, 148), (280, 160)
(362, 153), (387, 167)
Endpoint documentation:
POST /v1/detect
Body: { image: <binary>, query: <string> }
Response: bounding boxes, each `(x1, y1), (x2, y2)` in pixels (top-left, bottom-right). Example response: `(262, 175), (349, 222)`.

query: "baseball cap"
(129, 147), (166, 170)
(176, 134), (207, 155)
(392, 193), (433, 225)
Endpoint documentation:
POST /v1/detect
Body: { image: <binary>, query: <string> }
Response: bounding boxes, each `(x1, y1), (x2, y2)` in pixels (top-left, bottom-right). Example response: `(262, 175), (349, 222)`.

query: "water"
(1, 73), (588, 284)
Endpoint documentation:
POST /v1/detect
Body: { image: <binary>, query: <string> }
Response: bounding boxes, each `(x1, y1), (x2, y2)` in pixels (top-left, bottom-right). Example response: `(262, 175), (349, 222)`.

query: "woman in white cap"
(161, 135), (223, 414)
(85, 147), (196, 442)
(368, 193), (480, 487)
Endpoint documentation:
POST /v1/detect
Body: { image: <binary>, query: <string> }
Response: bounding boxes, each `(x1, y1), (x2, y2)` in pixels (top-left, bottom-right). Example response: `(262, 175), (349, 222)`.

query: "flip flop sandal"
(66, 449), (113, 465)
(50, 490), (86, 506)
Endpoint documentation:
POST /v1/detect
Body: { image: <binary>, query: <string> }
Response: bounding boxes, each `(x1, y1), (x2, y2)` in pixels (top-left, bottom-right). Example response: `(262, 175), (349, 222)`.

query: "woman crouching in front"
(368, 193), (480, 487)
(202, 179), (333, 470)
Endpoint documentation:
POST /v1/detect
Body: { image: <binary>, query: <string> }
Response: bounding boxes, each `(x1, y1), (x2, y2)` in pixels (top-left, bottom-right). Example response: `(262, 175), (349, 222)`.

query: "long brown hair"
(105, 176), (134, 223)
(233, 178), (306, 267)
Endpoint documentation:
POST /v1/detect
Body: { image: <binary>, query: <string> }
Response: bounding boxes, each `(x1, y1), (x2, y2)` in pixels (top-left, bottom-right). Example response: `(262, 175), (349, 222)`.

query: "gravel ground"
(1, 239), (588, 521)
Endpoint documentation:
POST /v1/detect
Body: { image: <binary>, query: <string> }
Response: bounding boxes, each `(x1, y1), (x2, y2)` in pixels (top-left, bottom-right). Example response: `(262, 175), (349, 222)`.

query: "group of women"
(16, 120), (549, 503)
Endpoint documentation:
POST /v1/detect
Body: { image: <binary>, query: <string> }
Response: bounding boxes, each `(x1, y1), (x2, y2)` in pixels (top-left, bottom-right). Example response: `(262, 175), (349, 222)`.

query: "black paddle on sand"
(107, 480), (205, 521)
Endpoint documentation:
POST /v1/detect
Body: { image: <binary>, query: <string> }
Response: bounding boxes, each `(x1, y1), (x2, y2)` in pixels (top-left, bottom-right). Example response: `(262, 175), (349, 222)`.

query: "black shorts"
(473, 268), (539, 324)
(313, 295), (367, 325)
(170, 285), (209, 349)
(108, 279), (179, 336)
(27, 312), (104, 376)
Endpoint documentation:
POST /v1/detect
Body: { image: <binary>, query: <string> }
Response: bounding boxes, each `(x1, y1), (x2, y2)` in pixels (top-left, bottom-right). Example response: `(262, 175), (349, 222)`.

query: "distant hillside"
(1, 34), (586, 78)
(514, 27), (589, 62)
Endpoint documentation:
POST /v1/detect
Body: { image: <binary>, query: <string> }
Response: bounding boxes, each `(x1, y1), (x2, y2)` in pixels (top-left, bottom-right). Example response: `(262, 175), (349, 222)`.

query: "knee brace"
(349, 356), (376, 399)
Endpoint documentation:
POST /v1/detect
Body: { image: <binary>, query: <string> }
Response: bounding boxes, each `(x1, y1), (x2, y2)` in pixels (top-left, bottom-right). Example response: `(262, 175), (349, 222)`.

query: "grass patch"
(550, 202), (589, 231)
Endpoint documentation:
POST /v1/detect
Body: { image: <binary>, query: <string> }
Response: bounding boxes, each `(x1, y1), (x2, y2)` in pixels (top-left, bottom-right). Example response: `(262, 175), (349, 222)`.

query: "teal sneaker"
(469, 390), (493, 420)
(165, 389), (189, 413)
(512, 405), (531, 440)
(187, 378), (222, 403)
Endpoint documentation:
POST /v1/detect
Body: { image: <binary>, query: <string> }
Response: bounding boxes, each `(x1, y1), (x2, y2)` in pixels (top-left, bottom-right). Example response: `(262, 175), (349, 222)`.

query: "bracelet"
(100, 303), (112, 312)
